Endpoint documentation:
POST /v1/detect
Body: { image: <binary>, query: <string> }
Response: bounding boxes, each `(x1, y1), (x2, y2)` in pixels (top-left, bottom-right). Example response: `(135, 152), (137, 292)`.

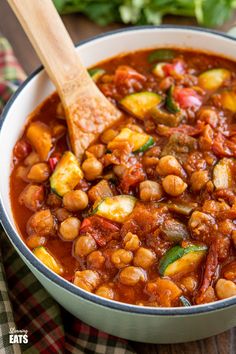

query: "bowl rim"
(1, 25), (236, 316)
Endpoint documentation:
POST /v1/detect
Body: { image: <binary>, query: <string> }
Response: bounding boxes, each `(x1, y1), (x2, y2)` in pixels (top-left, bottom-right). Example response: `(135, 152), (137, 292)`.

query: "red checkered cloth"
(0, 36), (136, 354)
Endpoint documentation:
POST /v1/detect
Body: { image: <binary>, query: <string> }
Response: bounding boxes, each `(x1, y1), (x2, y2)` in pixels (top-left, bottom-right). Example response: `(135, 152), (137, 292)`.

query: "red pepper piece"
(80, 215), (120, 247)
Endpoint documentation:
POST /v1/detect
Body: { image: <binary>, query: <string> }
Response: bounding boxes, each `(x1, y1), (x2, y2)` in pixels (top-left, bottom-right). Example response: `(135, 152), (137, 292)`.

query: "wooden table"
(0, 1), (235, 353)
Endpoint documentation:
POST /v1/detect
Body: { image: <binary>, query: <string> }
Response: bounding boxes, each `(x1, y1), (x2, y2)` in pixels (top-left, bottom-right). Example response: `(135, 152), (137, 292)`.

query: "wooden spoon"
(8, 0), (121, 160)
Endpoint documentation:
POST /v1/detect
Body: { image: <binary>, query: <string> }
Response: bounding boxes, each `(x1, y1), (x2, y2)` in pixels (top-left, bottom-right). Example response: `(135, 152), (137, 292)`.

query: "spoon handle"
(7, 0), (90, 105)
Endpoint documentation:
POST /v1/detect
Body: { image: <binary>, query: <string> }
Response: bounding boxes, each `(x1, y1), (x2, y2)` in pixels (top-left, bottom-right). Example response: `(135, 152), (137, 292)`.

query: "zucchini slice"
(220, 91), (236, 112)
(198, 68), (231, 91)
(148, 49), (175, 63)
(93, 195), (136, 223)
(50, 151), (83, 196)
(88, 68), (106, 82)
(33, 247), (63, 275)
(159, 244), (207, 277)
(166, 202), (197, 216)
(108, 128), (154, 153)
(151, 106), (182, 127)
(213, 158), (233, 189)
(120, 92), (162, 120)
(166, 85), (180, 114)
(152, 62), (167, 78)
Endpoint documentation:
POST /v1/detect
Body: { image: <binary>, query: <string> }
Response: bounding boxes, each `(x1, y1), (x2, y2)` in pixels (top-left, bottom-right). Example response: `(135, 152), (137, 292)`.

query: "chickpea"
(74, 235), (97, 257)
(51, 124), (66, 139)
(142, 156), (159, 167)
(113, 164), (127, 178)
(46, 193), (62, 208)
(16, 166), (29, 181)
(27, 162), (50, 182)
(133, 247), (156, 269)
(101, 129), (118, 143)
(216, 279), (236, 299)
(119, 266), (147, 286)
(222, 261), (236, 281)
(103, 172), (116, 181)
(63, 190), (88, 211)
(14, 139), (31, 160)
(74, 270), (100, 292)
(156, 155), (184, 177)
(123, 232), (140, 251)
(190, 170), (209, 192)
(59, 217), (81, 241)
(111, 249), (133, 269)
(101, 74), (113, 83)
(54, 208), (72, 222)
(198, 108), (218, 127)
(82, 157), (103, 181)
(56, 102), (65, 119)
(24, 151), (40, 166)
(139, 180), (163, 202)
(87, 250), (105, 269)
(142, 147), (160, 166)
(144, 146), (161, 157)
(27, 209), (55, 236)
(159, 76), (174, 91)
(180, 276), (198, 292)
(162, 175), (187, 197)
(95, 285), (114, 299)
(87, 144), (106, 158)
(19, 185), (44, 211)
(26, 234), (47, 249)
(206, 180), (214, 193)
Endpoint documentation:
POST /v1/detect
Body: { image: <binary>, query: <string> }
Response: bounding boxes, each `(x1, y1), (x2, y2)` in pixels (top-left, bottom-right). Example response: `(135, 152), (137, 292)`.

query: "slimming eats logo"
(9, 327), (28, 344)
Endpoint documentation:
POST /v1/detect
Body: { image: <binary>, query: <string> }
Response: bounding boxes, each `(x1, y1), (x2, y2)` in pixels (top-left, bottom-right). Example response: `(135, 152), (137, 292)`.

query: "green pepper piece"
(148, 49), (175, 63)
(88, 68), (106, 82)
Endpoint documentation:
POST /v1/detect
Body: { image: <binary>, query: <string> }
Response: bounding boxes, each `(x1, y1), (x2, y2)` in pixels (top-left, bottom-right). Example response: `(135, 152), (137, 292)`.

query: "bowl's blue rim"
(1, 25), (236, 316)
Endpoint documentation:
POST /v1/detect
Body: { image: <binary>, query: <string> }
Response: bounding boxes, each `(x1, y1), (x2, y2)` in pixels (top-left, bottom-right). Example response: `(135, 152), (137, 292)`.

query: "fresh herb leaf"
(53, 0), (236, 28)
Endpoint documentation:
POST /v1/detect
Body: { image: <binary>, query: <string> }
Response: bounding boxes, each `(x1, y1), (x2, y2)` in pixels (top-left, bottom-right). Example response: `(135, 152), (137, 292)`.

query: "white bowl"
(1, 26), (236, 343)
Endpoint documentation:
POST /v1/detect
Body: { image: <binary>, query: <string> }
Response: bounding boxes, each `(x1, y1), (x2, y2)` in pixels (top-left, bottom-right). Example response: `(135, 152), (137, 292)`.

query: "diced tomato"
(99, 83), (117, 98)
(174, 87), (202, 109)
(163, 60), (185, 77)
(158, 120), (205, 137)
(120, 162), (146, 194)
(13, 139), (32, 160)
(114, 65), (146, 92)
(212, 132), (236, 157)
(80, 215), (120, 247)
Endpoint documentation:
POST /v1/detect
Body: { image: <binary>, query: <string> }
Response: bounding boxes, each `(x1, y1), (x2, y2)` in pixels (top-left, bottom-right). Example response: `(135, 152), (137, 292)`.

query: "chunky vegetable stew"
(11, 48), (236, 307)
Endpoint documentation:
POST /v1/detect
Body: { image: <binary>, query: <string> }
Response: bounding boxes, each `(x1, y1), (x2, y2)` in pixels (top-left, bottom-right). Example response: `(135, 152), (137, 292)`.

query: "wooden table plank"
(0, 1), (235, 353)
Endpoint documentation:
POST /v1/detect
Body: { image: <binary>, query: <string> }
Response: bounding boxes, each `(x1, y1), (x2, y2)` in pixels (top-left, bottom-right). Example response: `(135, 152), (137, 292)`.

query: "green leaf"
(201, 0), (236, 27)
(148, 49), (175, 63)
(52, 0), (236, 28)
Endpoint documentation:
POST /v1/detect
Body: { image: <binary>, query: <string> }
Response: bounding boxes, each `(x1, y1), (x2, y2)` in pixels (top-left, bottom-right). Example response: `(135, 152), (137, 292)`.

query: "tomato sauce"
(10, 49), (236, 307)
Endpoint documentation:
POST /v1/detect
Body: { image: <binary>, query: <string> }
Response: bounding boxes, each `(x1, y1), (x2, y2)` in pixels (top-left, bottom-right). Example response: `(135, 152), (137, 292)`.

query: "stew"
(10, 48), (236, 307)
